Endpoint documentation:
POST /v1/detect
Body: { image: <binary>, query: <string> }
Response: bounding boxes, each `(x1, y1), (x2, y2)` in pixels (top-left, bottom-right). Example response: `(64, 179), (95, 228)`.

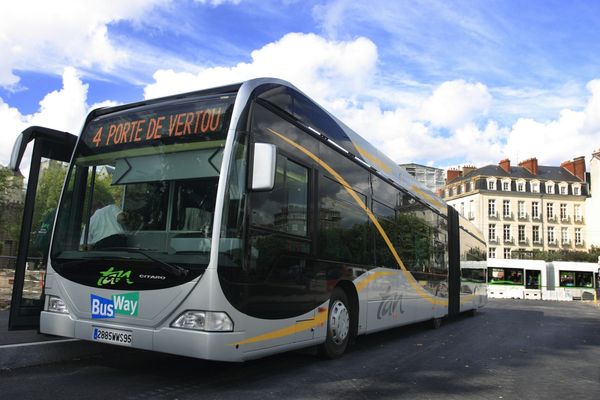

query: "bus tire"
(319, 288), (351, 359)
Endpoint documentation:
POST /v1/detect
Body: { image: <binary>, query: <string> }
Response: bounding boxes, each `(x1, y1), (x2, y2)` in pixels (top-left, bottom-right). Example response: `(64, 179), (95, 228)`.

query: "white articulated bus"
(9, 78), (486, 361)
(486, 259), (546, 300)
(550, 261), (598, 301)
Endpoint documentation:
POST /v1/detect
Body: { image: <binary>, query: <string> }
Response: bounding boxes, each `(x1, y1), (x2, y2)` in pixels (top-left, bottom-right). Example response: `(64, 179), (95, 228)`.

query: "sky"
(2, 0), (600, 173)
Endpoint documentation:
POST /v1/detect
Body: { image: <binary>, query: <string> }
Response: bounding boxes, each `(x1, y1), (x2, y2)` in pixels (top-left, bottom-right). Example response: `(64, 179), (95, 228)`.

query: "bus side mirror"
(251, 143), (277, 191)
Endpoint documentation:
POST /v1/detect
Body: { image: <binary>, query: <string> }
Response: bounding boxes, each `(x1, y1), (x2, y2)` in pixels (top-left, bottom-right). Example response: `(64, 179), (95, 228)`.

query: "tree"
(0, 165), (25, 256)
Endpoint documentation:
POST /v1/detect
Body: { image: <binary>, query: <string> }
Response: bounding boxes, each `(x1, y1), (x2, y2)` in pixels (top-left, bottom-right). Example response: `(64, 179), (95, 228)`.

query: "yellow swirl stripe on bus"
(267, 128), (448, 307)
(354, 271), (396, 293)
(231, 307), (328, 346)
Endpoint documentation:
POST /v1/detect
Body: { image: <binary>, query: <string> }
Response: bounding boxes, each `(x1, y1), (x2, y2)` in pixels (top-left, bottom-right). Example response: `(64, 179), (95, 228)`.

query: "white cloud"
(194, 0), (241, 6)
(419, 80), (492, 129)
(0, 0), (169, 88)
(0, 68), (118, 168)
(144, 33), (378, 102)
(142, 32), (600, 170)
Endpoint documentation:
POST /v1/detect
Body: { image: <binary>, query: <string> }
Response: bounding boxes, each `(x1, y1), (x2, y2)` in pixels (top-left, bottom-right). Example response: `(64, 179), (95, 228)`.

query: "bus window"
(318, 175), (369, 265)
(250, 155), (309, 237)
(489, 268), (523, 285)
(525, 270), (540, 289)
(461, 268), (486, 283)
(560, 271), (593, 288)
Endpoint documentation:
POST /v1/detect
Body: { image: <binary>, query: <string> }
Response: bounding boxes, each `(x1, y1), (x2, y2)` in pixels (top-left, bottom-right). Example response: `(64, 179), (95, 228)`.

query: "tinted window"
(318, 175), (370, 264)
(251, 155), (309, 236)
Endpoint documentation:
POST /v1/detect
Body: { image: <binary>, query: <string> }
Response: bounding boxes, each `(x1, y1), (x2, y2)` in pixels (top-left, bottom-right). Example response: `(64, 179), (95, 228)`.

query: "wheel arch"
(334, 280), (359, 340)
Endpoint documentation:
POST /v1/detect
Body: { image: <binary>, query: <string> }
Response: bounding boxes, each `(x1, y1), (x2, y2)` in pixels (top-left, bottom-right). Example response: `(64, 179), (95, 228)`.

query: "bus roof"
(239, 78), (449, 216)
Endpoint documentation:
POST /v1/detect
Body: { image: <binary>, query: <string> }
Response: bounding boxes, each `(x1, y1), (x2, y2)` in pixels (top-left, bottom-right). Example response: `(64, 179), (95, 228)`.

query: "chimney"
(446, 168), (462, 183)
(462, 165), (476, 176)
(499, 158), (511, 173)
(519, 158), (538, 175)
(561, 156), (586, 181)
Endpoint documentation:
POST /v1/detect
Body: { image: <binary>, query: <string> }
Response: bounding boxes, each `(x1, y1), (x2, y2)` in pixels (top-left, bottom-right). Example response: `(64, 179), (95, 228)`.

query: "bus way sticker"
(91, 292), (139, 319)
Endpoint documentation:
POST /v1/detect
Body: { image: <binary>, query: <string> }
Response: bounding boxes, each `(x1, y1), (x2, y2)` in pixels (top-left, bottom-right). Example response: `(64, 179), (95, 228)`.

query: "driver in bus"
(82, 201), (129, 249)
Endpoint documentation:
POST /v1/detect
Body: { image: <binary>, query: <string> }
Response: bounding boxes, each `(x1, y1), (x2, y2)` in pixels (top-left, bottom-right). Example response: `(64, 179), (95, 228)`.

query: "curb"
(0, 339), (111, 370)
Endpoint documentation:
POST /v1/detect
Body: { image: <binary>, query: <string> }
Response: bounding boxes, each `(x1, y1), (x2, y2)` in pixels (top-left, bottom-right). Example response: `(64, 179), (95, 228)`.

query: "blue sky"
(2, 0), (600, 169)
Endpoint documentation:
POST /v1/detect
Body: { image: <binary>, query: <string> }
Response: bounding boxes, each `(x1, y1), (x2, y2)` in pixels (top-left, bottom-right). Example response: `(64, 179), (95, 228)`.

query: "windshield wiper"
(99, 247), (189, 277)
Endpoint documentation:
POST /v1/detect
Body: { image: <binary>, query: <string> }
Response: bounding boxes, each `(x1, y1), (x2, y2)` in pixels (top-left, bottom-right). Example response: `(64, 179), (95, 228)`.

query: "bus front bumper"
(40, 311), (246, 362)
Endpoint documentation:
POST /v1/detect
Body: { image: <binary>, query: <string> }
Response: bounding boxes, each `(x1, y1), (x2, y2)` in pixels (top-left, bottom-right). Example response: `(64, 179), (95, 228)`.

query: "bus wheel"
(431, 317), (442, 329)
(319, 288), (351, 359)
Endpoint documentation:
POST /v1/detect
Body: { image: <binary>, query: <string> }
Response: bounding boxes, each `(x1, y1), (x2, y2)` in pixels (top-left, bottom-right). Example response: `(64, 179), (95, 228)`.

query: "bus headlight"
(47, 296), (69, 314)
(171, 311), (233, 332)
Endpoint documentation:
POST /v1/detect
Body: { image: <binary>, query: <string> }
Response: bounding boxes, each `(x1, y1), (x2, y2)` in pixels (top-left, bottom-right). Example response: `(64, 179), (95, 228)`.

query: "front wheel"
(319, 288), (351, 359)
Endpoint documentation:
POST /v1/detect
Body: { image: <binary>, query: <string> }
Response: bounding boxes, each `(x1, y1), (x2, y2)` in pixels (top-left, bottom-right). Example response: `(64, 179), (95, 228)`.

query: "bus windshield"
(50, 95), (235, 286)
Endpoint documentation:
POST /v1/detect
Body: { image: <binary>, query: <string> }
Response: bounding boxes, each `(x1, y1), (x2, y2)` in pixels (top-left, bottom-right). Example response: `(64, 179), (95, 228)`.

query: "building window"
(488, 224), (496, 242)
(575, 228), (582, 245)
(559, 184), (567, 195)
(518, 201), (526, 218)
(548, 226), (555, 244)
(518, 225), (526, 242)
(468, 200), (474, 220)
(575, 204), (582, 221)
(546, 181), (555, 194)
(460, 202), (465, 216)
(560, 203), (568, 221)
(517, 181), (525, 192)
(504, 248), (511, 259)
(503, 200), (511, 218)
(532, 201), (540, 219)
(547, 203), (554, 220)
(532, 225), (541, 243)
(487, 179), (496, 190)
(488, 247), (496, 259)
(488, 199), (496, 217)
(531, 181), (540, 193)
(502, 181), (510, 191)
(467, 182), (472, 191)
(573, 185), (581, 196)
(504, 224), (511, 242)
(561, 227), (569, 245)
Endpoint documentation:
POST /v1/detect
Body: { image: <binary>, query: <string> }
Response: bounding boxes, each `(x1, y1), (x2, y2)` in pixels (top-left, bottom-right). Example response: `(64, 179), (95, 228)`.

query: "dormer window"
(502, 179), (511, 191)
(516, 179), (526, 192)
(545, 181), (555, 194)
(559, 183), (568, 195)
(531, 180), (540, 193)
(487, 178), (496, 190)
(572, 184), (581, 196)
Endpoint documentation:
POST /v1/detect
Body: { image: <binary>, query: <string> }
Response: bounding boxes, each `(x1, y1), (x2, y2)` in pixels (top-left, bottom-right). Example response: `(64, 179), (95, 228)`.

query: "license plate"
(92, 326), (133, 346)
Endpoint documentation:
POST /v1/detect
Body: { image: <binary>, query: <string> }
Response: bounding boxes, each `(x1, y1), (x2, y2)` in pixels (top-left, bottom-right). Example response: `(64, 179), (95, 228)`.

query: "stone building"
(443, 157), (589, 259)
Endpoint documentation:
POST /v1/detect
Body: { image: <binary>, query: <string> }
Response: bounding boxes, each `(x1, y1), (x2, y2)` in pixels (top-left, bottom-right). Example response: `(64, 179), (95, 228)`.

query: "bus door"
(8, 126), (77, 330)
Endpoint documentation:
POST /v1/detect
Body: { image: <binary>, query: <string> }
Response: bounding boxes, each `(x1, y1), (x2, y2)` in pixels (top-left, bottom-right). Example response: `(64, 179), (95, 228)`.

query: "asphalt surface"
(1, 299), (599, 400)
(0, 310), (61, 345)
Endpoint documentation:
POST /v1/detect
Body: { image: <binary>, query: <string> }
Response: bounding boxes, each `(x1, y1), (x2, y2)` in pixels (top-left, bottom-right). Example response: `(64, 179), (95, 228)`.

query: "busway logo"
(91, 292), (139, 319)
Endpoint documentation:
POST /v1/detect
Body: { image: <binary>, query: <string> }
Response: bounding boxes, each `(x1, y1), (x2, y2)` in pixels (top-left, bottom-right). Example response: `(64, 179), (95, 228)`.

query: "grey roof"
(449, 165), (583, 184)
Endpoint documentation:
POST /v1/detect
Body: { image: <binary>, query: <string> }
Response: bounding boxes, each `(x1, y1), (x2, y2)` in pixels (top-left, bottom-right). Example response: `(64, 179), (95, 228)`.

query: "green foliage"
(0, 165), (25, 252)
(31, 161), (68, 232)
(513, 247), (600, 262)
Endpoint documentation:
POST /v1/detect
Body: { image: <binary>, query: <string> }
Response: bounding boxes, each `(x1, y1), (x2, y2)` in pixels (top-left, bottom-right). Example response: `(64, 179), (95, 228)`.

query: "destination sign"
(81, 98), (234, 152)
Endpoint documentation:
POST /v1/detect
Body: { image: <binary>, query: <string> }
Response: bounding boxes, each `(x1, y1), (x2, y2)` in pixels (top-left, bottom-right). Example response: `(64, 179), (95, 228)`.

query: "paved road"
(1, 299), (599, 399)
